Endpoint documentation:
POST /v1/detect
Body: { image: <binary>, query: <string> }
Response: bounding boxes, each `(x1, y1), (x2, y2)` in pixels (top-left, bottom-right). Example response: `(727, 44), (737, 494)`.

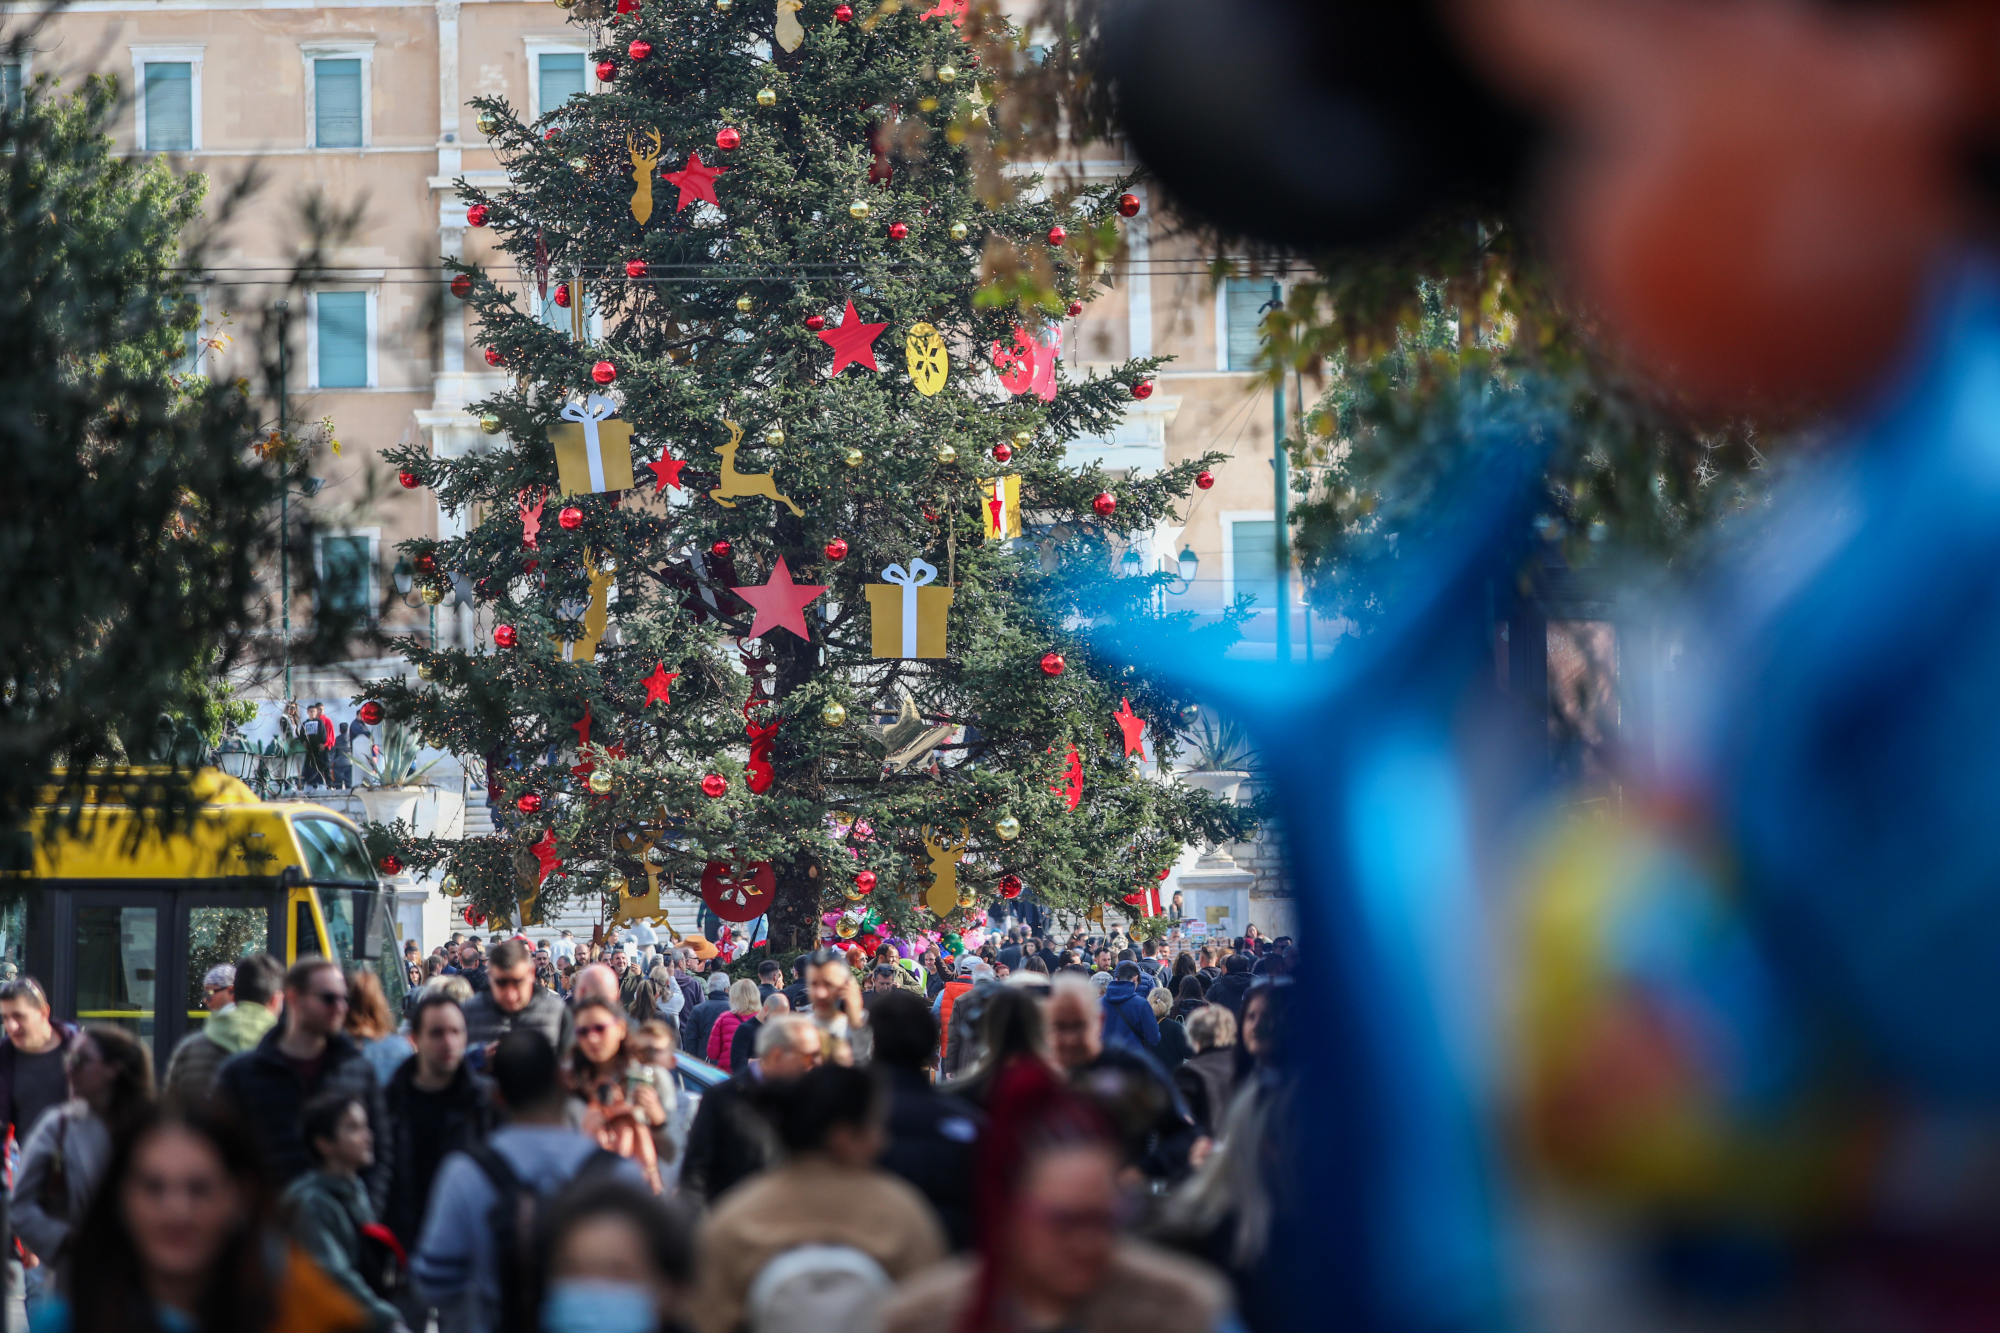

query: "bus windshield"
(294, 818), (374, 882)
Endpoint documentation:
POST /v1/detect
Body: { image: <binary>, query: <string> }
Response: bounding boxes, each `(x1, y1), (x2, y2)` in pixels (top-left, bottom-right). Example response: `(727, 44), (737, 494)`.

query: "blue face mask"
(541, 1280), (658, 1333)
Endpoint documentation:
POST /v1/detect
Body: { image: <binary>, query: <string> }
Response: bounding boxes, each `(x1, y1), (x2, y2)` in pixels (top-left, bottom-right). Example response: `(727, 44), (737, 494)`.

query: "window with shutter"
(1, 63), (22, 113)
(1230, 520), (1277, 610)
(316, 292), (369, 388)
(1224, 277), (1273, 372)
(538, 52), (585, 117)
(144, 63), (192, 151)
(314, 58), (363, 148)
(318, 535), (372, 619)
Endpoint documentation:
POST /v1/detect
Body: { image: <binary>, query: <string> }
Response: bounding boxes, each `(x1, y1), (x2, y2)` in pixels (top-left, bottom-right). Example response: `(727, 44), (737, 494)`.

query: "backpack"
(467, 1142), (624, 1333)
(357, 1221), (406, 1301)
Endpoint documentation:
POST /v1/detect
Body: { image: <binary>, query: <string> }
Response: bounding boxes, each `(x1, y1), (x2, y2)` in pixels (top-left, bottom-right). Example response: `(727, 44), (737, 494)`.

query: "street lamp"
(1119, 547), (1145, 578)
(1175, 545), (1199, 587)
(391, 557), (440, 650)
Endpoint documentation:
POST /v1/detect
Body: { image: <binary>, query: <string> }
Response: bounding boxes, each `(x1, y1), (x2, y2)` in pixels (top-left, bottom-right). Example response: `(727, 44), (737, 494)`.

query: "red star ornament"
(1114, 698), (1147, 758)
(817, 299), (889, 376)
(919, 0), (967, 22)
(663, 152), (726, 212)
(643, 662), (680, 707)
(571, 706), (592, 749)
(648, 451), (687, 492)
(733, 556), (826, 641)
(529, 828), (562, 885)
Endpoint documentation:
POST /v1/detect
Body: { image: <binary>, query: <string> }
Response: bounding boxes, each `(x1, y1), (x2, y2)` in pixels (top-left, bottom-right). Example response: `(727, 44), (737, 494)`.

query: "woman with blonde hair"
(703, 978), (760, 1073)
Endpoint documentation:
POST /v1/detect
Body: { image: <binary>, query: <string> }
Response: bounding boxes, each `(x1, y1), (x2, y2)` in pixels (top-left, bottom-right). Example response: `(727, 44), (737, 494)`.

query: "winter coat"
(706, 1011), (747, 1071)
(10, 1101), (111, 1267)
(880, 1240), (1230, 1333)
(935, 979), (974, 1064)
(163, 1002), (278, 1105)
(381, 1056), (498, 1246)
(1205, 970), (1255, 1017)
(283, 1170), (402, 1331)
(1153, 1014), (1196, 1071)
(1174, 1048), (1238, 1136)
(216, 1028), (392, 1213)
(0, 1022), (81, 1144)
(878, 1064), (984, 1252)
(689, 997), (731, 1060)
(1100, 980), (1162, 1052)
(679, 1070), (777, 1206)
(357, 1034), (412, 1086)
(462, 985), (574, 1055)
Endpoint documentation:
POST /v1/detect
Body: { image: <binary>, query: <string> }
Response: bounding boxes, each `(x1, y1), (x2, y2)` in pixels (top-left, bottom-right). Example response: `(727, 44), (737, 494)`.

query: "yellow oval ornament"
(906, 322), (949, 397)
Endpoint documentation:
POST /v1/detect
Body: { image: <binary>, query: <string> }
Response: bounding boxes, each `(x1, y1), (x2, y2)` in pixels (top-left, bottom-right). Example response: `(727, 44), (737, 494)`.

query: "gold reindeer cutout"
(628, 130), (663, 224)
(710, 419), (804, 516)
(922, 822), (970, 916)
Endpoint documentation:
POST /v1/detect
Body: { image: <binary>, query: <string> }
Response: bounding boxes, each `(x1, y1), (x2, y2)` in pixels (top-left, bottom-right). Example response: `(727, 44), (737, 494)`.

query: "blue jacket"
(1100, 981), (1160, 1051)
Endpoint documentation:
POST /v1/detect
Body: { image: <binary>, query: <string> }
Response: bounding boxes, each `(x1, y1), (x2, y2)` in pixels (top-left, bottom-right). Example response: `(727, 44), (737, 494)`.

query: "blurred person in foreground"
(531, 1182), (694, 1333)
(381, 992), (495, 1250)
(944, 989), (1049, 1113)
(869, 991), (986, 1252)
(691, 1064), (945, 1333)
(1046, 979), (1198, 1183)
(34, 1103), (368, 1333)
(678, 1015), (820, 1207)
(880, 1059), (1230, 1333)
(283, 1094), (406, 1332)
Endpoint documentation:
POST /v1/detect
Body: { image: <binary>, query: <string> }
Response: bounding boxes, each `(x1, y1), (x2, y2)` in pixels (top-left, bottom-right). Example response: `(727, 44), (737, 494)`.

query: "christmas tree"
(375, 0), (1254, 951)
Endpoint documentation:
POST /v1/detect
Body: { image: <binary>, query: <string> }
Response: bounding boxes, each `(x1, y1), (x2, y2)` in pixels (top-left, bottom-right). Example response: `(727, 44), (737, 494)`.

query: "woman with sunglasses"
(11, 1025), (155, 1294)
(569, 998), (667, 1193)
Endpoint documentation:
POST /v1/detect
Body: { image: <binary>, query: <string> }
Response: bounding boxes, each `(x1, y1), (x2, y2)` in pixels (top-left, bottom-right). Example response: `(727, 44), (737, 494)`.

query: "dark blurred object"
(1099, 0), (1538, 250)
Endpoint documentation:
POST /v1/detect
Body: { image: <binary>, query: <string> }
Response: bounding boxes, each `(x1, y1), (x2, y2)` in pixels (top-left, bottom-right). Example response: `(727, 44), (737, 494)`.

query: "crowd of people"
(0, 922), (1298, 1333)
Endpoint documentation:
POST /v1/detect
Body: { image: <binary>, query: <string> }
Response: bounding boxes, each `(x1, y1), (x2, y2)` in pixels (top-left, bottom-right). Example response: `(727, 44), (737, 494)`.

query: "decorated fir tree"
(374, 0), (1254, 952)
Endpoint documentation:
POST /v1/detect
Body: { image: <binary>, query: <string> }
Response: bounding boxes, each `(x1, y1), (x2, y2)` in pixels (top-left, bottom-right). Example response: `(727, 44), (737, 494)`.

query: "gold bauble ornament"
(715, 0), (732, 10)
(995, 814), (1021, 841)
(935, 443), (957, 465)
(764, 426), (786, 446)
(821, 700), (847, 727)
(949, 221), (968, 241)
(1012, 429), (1032, 447)
(479, 412), (502, 434)
(568, 156), (590, 173)
(420, 584), (444, 606)
(475, 111), (500, 135)
(843, 447), (865, 468)
(955, 885), (976, 908)
(836, 914), (860, 939)
(417, 661), (435, 680)
(848, 199), (871, 221)
(553, 0), (574, 9)
(442, 874), (462, 895)
(587, 769), (614, 796)
(757, 87), (777, 108)
(843, 882), (864, 901)
(736, 294), (754, 313)
(645, 845), (668, 866)
(937, 64), (958, 84)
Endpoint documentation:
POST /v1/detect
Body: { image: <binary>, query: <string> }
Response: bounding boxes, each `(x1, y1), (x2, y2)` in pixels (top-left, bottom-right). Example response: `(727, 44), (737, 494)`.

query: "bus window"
(319, 890), (357, 969)
(186, 906), (265, 1029)
(77, 905), (157, 1043)
(0, 892), (25, 984)
(295, 900), (322, 961)
(294, 819), (373, 882)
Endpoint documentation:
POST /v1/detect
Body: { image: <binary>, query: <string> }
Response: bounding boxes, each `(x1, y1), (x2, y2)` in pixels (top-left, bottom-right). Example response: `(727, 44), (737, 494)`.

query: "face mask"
(541, 1280), (658, 1333)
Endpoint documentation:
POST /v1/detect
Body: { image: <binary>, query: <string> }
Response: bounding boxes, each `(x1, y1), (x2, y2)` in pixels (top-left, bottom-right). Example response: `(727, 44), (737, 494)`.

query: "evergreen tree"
(376, 0), (1253, 950)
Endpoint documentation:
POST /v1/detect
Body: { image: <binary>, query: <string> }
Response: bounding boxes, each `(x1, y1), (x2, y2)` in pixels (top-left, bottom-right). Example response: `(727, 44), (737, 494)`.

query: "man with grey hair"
(681, 1013), (820, 1205)
(199, 963), (236, 1013)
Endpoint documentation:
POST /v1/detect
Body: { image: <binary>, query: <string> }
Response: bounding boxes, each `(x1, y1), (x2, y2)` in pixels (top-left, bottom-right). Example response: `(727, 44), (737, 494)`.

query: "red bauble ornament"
(1133, 380), (1155, 400)
(855, 870), (877, 892)
(1066, 301), (1083, 317)
(924, 508), (941, 524)
(701, 859), (777, 921)
(1117, 192), (1141, 218)
(415, 552), (436, 574)
(517, 793), (542, 813)
(553, 284), (572, 308)
(625, 259), (648, 278)
(380, 854), (404, 875)
(494, 624), (518, 648)
(700, 773), (729, 798)
(805, 314), (826, 331)
(1047, 225), (1067, 245)
(449, 274), (473, 299)
(356, 701), (384, 726)
(716, 126), (741, 151)
(888, 221), (908, 240)
(710, 539), (732, 558)
(1123, 892), (1145, 906)
(1040, 652), (1066, 676)
(398, 469), (420, 489)
(592, 360), (617, 384)
(834, 2), (853, 18)
(1158, 867), (1171, 880)
(1195, 469), (1215, 490)
(628, 39), (652, 60)
(616, 0), (638, 11)
(596, 59), (618, 82)
(466, 203), (489, 227)
(544, 128), (560, 141)
(1092, 492), (1117, 517)
(824, 538), (849, 560)
(484, 347), (504, 367)
(999, 874), (1023, 899)
(992, 443), (1013, 463)
(558, 506), (583, 530)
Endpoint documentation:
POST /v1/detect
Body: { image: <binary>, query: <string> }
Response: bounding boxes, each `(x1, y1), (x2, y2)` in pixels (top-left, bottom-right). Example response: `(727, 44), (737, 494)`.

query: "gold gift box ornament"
(550, 394), (636, 497)
(864, 559), (953, 659)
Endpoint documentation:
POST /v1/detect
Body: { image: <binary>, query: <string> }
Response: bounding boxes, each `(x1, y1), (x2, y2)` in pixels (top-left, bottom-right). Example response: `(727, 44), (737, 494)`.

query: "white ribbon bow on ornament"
(880, 560), (937, 658)
(559, 395), (619, 491)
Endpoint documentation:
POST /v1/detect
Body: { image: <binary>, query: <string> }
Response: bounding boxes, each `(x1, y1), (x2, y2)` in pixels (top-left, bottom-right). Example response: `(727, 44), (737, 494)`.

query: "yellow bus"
(2, 768), (404, 1071)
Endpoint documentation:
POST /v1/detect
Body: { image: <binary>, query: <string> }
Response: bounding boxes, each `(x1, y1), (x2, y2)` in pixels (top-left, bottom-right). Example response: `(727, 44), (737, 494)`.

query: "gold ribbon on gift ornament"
(550, 394), (637, 497)
(864, 559), (953, 659)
